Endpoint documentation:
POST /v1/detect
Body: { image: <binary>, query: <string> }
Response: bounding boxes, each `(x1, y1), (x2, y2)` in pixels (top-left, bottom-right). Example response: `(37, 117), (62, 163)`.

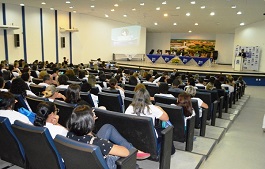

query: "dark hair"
(52, 68), (59, 74)
(172, 79), (181, 87)
(99, 74), (106, 81)
(21, 72), (30, 82)
(10, 77), (28, 97)
(145, 74), (152, 81)
(158, 82), (169, 94)
(198, 77), (204, 83)
(65, 84), (81, 104)
(43, 74), (51, 82)
(79, 70), (87, 79)
(0, 77), (5, 88)
(81, 82), (92, 92)
(109, 78), (117, 89)
(0, 92), (15, 110)
(188, 77), (195, 86)
(177, 92), (193, 117)
(34, 101), (55, 127)
(67, 105), (94, 136)
(58, 74), (69, 85)
(129, 76), (137, 85)
(22, 67), (30, 74)
(214, 79), (222, 89)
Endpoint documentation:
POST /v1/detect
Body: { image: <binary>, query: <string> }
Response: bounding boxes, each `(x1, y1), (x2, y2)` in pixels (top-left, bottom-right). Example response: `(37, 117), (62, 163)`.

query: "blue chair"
(26, 95), (48, 113)
(54, 135), (137, 169)
(13, 94), (30, 111)
(98, 92), (123, 113)
(0, 117), (25, 168)
(54, 100), (76, 127)
(11, 120), (65, 169)
(80, 92), (95, 107)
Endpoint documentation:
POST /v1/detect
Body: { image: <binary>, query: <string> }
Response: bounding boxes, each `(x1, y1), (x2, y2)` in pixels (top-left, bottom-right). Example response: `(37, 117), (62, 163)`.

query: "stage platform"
(116, 61), (265, 86)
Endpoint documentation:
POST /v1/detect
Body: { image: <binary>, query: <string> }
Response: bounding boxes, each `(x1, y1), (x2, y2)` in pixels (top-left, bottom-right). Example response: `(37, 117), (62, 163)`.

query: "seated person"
(195, 77), (206, 89)
(65, 84), (89, 106)
(177, 92), (195, 126)
(0, 77), (8, 92)
(43, 85), (66, 101)
(66, 105), (150, 169)
(38, 74), (53, 87)
(56, 74), (69, 90)
(34, 101), (68, 139)
(88, 74), (102, 92)
(80, 82), (99, 108)
(0, 91), (32, 124)
(168, 79), (184, 93)
(154, 82), (175, 98)
(108, 78), (125, 101)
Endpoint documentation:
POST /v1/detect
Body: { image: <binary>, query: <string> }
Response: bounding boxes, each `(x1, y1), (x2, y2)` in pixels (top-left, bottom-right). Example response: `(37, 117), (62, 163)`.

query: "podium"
(234, 56), (243, 71)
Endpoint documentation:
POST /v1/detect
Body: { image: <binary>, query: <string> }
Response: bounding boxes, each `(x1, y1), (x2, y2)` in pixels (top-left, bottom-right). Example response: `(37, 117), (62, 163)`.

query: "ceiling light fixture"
(176, 6), (180, 9)
(210, 12), (215, 16)
(111, 9), (115, 12)
(195, 23), (198, 25)
(162, 1), (167, 5)
(69, 6), (73, 9)
(66, 1), (70, 4)
(156, 7), (160, 10)
(20, 4), (24, 6)
(188, 30), (192, 33)
(140, 3), (144, 6)
(164, 13), (168, 17)
(50, 8), (54, 10)
(154, 22), (158, 25)
(240, 22), (245, 26)
(41, 2), (46, 5)
(231, 5), (236, 9)
(237, 11), (242, 15)
(191, 1), (196, 5)
(132, 8), (136, 11)
(123, 14), (127, 17)
(114, 4), (119, 7)
(73, 10), (77, 13)
(201, 6), (205, 9)
(186, 12), (191, 16)
(105, 14), (109, 17)
(173, 23), (177, 25)
(90, 5), (95, 8)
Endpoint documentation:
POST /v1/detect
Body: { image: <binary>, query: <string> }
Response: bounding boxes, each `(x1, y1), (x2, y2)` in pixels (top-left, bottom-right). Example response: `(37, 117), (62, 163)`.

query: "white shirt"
(125, 105), (163, 124)
(192, 97), (203, 117)
(91, 93), (98, 107)
(38, 83), (50, 87)
(0, 110), (32, 124)
(44, 122), (68, 139)
(56, 85), (69, 90)
(154, 93), (175, 98)
(221, 84), (234, 95)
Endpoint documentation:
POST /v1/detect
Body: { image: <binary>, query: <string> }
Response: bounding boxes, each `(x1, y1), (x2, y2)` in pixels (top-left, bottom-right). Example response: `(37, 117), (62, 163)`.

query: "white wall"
(146, 33), (234, 64)
(234, 20), (265, 72)
(0, 4), (4, 61)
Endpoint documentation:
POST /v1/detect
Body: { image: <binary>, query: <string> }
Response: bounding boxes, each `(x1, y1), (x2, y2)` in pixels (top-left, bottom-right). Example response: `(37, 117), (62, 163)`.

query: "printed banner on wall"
(235, 46), (260, 71)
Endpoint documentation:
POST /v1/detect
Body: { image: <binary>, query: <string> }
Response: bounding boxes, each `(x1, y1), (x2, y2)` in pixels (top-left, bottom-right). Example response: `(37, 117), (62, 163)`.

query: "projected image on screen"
(111, 25), (141, 46)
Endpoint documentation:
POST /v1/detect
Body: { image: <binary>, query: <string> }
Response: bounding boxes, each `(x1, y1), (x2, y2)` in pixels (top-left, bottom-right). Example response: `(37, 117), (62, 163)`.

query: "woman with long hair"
(177, 92), (195, 126)
(108, 78), (125, 101)
(65, 84), (89, 106)
(34, 101), (68, 138)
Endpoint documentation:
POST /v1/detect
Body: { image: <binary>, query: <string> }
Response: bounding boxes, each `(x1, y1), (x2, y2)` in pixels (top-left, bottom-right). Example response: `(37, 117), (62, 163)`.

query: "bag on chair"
(18, 107), (36, 124)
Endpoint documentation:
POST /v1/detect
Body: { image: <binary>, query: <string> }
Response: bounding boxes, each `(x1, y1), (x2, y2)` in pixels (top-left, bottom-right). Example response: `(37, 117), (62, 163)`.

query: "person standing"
(239, 49), (246, 62)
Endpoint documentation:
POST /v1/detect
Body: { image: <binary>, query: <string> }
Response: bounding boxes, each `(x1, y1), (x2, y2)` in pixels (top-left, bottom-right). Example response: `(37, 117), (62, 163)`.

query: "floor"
(1, 86), (264, 169)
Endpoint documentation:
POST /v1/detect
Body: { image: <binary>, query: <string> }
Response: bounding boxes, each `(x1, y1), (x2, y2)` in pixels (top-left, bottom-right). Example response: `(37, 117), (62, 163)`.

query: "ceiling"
(1, 0), (265, 34)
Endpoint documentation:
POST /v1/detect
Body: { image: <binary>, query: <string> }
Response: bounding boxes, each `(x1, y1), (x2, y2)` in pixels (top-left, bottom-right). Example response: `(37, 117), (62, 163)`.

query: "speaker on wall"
(213, 50), (218, 60)
(61, 37), (65, 48)
(14, 34), (20, 47)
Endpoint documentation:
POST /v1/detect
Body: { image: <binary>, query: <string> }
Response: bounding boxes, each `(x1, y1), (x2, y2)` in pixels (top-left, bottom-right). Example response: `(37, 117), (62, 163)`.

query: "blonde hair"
(43, 85), (57, 98)
(185, 86), (196, 97)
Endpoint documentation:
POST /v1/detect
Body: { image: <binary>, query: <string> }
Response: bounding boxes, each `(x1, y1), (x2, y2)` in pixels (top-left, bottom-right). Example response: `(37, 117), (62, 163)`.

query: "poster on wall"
(235, 45), (260, 71)
(170, 39), (216, 57)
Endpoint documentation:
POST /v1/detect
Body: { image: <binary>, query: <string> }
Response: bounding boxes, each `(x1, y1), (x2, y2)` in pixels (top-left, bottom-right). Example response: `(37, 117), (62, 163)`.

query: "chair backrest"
(13, 94), (30, 111)
(98, 92), (123, 113)
(11, 120), (65, 169)
(168, 90), (182, 97)
(30, 70), (38, 78)
(155, 103), (186, 142)
(26, 95), (48, 113)
(124, 84), (136, 91)
(29, 84), (46, 96)
(159, 126), (173, 169)
(145, 85), (159, 97)
(94, 108), (159, 157)
(124, 97), (133, 110)
(191, 99), (200, 129)
(102, 88), (120, 94)
(32, 78), (43, 85)
(54, 135), (109, 169)
(4, 80), (11, 89)
(67, 80), (82, 85)
(0, 117), (25, 167)
(154, 95), (177, 105)
(80, 92), (95, 107)
(124, 90), (135, 98)
(54, 100), (76, 127)
(196, 85), (206, 89)
(195, 92), (212, 120)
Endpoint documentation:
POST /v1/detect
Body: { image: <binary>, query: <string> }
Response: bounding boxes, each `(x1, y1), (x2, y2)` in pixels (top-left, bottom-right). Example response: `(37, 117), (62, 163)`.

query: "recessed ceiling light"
(173, 23), (177, 26)
(140, 3), (144, 6)
(195, 23), (198, 26)
(41, 2), (46, 5)
(164, 13), (168, 17)
(237, 11), (242, 15)
(210, 12), (215, 16)
(186, 12), (191, 16)
(69, 6), (73, 9)
(191, 1), (196, 5)
(50, 8), (54, 10)
(105, 14), (109, 17)
(162, 1), (167, 5)
(111, 9), (115, 12)
(231, 5), (236, 9)
(240, 22), (245, 26)
(156, 7), (160, 10)
(154, 22), (158, 25)
(73, 10), (77, 13)
(123, 14), (127, 17)
(66, 1), (70, 4)
(188, 30), (192, 33)
(201, 6), (205, 9)
(132, 8), (136, 11)
(114, 4), (119, 7)
(176, 6), (180, 9)
(90, 5), (95, 8)
(20, 3), (24, 6)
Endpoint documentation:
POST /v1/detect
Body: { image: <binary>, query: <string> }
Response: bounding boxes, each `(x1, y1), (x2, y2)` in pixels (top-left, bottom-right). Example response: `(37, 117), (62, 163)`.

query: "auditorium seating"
(98, 92), (123, 113)
(26, 95), (48, 113)
(54, 135), (138, 169)
(54, 100), (76, 127)
(80, 92), (95, 107)
(12, 120), (65, 169)
(13, 94), (30, 111)
(0, 117), (25, 168)
(124, 90), (135, 98)
(29, 84), (46, 96)
(32, 78), (43, 85)
(124, 84), (136, 91)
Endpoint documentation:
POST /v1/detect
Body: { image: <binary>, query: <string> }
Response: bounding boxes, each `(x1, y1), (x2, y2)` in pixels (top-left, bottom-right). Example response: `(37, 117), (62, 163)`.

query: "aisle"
(200, 86), (265, 169)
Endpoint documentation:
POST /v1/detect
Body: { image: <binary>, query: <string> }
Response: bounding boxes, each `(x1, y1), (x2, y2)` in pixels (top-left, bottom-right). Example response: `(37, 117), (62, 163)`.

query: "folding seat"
(80, 92), (95, 107)
(154, 95), (177, 105)
(54, 100), (76, 127)
(32, 78), (43, 85)
(29, 84), (46, 96)
(124, 84), (136, 91)
(98, 92), (123, 113)
(124, 90), (135, 98)
(26, 95), (48, 113)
